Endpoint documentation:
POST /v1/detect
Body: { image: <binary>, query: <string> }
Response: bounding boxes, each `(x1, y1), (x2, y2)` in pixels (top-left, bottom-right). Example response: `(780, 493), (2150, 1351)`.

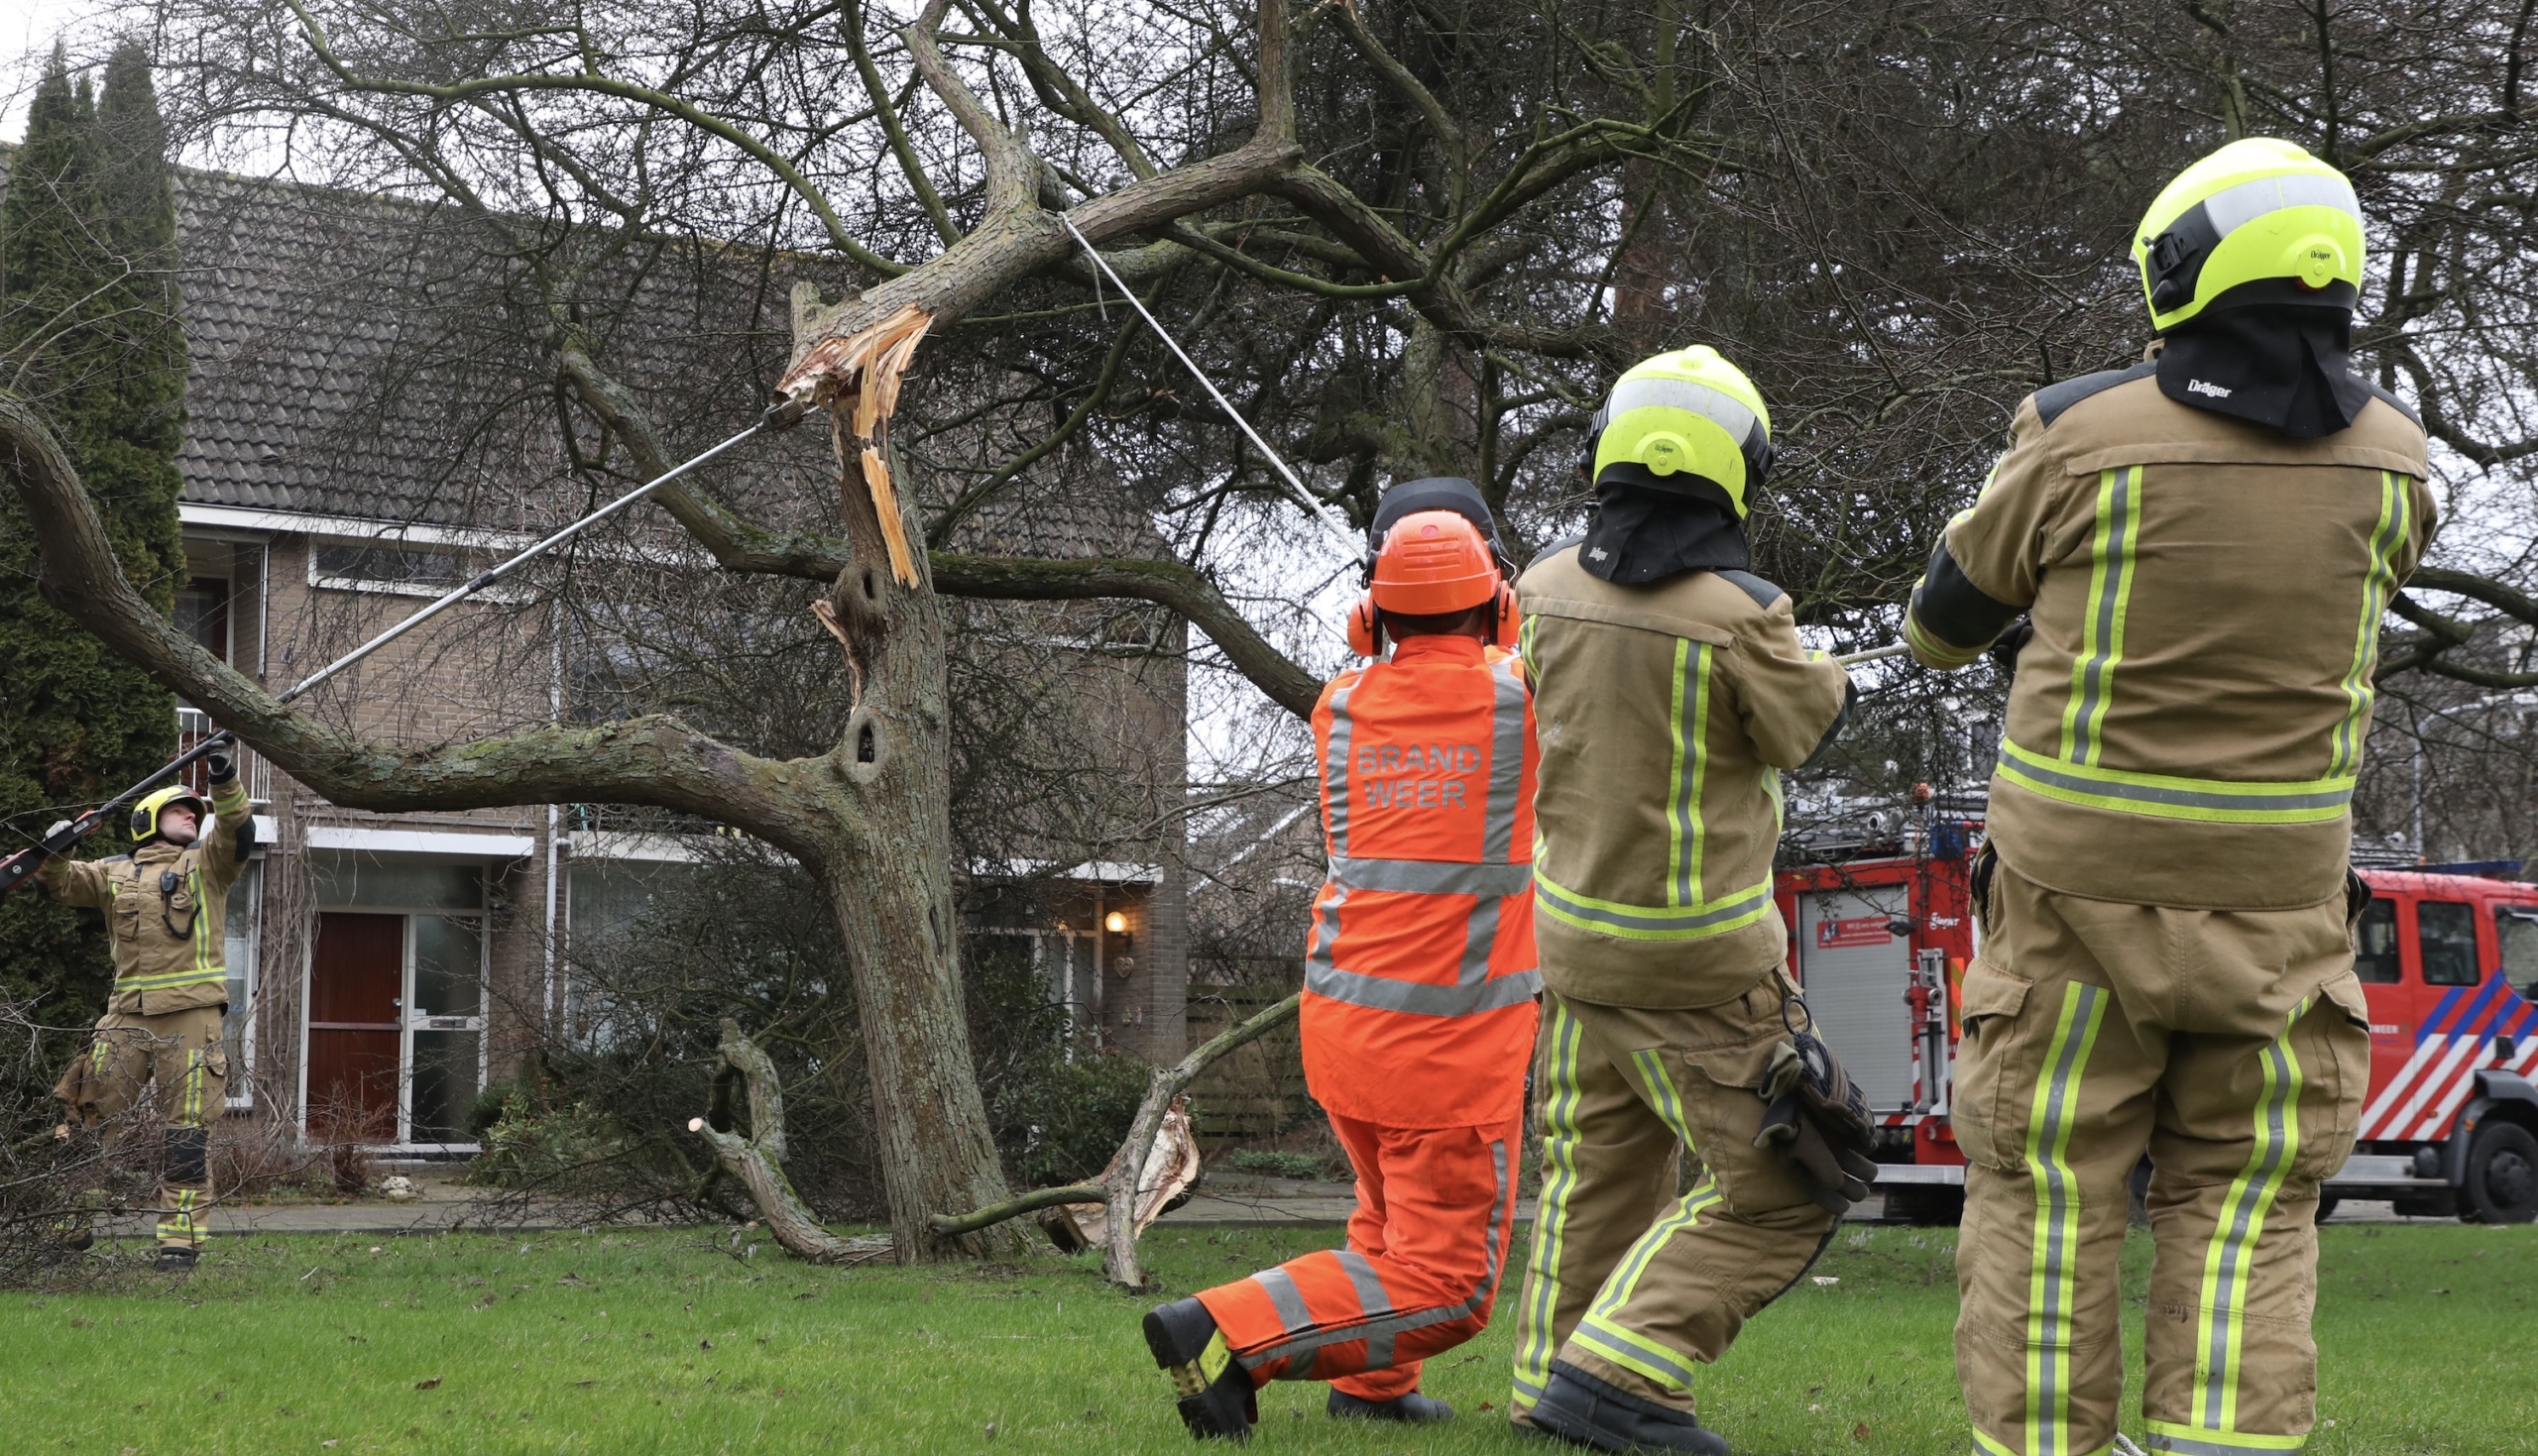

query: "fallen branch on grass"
(923, 990), (1303, 1289)
(683, 1018), (884, 1265)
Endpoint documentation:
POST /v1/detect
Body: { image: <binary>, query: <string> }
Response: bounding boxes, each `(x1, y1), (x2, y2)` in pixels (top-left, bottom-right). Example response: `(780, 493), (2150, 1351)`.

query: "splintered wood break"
(861, 447), (919, 586)
(777, 302), (933, 588)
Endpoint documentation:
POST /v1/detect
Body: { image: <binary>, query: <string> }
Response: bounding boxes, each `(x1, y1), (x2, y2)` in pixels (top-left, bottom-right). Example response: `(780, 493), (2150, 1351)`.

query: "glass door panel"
(407, 914), (484, 1145)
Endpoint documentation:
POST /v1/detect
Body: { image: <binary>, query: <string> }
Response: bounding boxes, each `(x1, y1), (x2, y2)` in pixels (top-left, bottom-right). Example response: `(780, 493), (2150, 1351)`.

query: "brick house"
(8, 155), (1193, 1151)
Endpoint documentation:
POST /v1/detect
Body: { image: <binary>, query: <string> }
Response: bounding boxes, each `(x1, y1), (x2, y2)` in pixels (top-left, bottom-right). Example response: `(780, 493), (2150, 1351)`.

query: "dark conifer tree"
(0, 41), (186, 1109)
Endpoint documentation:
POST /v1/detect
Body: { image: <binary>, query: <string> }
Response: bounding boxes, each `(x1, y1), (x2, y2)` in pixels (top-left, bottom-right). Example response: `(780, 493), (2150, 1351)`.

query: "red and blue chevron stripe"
(2358, 974), (2538, 1142)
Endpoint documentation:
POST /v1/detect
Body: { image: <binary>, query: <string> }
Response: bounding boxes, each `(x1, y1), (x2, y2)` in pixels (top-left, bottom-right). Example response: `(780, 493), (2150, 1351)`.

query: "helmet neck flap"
(2154, 298), (2375, 440)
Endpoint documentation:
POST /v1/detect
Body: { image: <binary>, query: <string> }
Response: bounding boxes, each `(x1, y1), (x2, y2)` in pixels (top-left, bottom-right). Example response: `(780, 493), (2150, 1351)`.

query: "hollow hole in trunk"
(857, 722), (877, 763)
(862, 569), (878, 601)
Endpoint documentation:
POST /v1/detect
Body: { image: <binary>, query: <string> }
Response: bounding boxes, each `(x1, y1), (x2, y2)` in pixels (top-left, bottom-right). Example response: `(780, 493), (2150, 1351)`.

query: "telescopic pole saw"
(0, 403), (807, 901)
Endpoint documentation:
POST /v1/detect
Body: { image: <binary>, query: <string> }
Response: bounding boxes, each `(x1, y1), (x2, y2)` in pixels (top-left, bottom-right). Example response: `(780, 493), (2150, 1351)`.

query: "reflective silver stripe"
(1457, 894), (1504, 991)
(2027, 983), (2105, 1456)
(1242, 1137), (1512, 1372)
(2068, 466), (2137, 765)
(1671, 641), (1709, 905)
(1604, 377), (1759, 449)
(2200, 171), (2360, 237)
(1306, 884), (1347, 984)
(1998, 745), (2355, 814)
(1328, 857), (1536, 897)
(1305, 961), (1542, 1017)
(1337, 1251), (1396, 1368)
(1482, 656), (1527, 863)
(1533, 873), (1773, 935)
(1254, 1268), (1314, 1331)
(1335, 1251), (1394, 1317)
(1324, 682), (1357, 857)
(2145, 1432), (2306, 1456)
(1571, 1315), (1699, 1389)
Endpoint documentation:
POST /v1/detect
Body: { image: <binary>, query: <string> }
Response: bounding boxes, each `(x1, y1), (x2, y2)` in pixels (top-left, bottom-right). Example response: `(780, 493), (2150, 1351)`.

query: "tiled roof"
(2, 145), (1167, 558)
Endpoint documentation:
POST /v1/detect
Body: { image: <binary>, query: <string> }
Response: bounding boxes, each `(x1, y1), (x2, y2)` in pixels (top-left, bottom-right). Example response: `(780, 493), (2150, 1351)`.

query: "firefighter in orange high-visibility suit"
(1142, 477), (1540, 1442)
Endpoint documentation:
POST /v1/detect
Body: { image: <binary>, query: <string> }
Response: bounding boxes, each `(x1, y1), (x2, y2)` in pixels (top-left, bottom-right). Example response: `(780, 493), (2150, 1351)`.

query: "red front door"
(308, 912), (402, 1139)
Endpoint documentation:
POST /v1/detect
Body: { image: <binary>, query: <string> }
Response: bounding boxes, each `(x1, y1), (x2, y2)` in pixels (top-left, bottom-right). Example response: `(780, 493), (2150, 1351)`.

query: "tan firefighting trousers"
(1955, 861), (2368, 1456)
(56, 1005), (227, 1250)
(1509, 972), (1839, 1422)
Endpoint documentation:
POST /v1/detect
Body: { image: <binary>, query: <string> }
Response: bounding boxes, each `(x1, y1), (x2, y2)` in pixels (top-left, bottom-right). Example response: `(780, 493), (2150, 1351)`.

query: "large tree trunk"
(814, 557), (1020, 1259)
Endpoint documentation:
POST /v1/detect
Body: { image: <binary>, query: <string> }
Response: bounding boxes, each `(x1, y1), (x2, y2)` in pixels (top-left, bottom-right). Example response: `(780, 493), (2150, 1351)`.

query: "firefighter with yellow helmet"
(1508, 345), (1873, 1453)
(36, 752), (254, 1269)
(1904, 139), (2434, 1455)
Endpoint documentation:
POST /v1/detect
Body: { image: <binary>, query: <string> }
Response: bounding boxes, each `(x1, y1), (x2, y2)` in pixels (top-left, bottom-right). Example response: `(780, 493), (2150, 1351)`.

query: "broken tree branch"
(926, 1181), (1105, 1238)
(684, 1020), (886, 1264)
(1101, 991), (1301, 1289)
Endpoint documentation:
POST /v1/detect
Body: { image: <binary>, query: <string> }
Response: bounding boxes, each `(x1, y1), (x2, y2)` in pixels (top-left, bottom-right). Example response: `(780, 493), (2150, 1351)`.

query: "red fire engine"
(1778, 802), (2538, 1225)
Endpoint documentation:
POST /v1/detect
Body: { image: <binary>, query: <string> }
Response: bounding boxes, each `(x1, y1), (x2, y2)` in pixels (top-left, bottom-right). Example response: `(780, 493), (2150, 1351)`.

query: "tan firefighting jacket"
(1905, 358), (2434, 911)
(1518, 546), (1853, 1008)
(38, 776), (254, 1014)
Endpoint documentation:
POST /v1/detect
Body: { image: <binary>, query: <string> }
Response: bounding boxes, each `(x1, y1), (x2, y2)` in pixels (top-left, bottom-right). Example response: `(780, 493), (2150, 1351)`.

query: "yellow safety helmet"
(1588, 345), (1774, 518)
(2134, 138), (2365, 332)
(129, 784), (209, 842)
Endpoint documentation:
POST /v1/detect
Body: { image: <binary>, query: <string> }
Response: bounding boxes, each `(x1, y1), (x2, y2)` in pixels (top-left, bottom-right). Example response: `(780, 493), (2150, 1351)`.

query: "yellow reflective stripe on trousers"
(1666, 639), (1712, 907)
(1512, 998), (1586, 1411)
(2021, 982), (2108, 1456)
(2145, 1419), (2308, 1453)
(157, 1186), (202, 1244)
(2190, 1000), (2308, 1439)
(1996, 740), (2355, 826)
(2331, 471), (2408, 777)
(1566, 1051), (1720, 1394)
(1533, 866), (1775, 942)
(2059, 467), (2140, 765)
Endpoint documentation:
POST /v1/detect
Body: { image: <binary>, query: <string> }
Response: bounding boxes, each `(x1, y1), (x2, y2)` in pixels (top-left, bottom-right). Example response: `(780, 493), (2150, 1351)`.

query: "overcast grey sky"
(5, 0), (113, 138)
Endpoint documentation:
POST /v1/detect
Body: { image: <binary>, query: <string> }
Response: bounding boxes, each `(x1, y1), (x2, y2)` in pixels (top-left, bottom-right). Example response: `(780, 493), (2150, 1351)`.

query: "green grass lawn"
(0, 1219), (2530, 1454)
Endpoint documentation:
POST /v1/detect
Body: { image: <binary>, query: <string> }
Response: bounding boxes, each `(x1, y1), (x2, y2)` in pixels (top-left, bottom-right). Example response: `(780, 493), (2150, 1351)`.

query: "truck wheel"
(2314, 1196), (2340, 1224)
(2461, 1122), (2538, 1225)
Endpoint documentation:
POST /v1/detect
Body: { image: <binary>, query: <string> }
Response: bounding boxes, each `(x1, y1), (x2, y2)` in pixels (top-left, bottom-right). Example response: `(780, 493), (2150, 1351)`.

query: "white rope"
(1059, 212), (1361, 564)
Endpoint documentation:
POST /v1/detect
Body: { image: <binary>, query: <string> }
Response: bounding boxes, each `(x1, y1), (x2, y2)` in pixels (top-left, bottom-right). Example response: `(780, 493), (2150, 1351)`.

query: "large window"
(2353, 898), (2401, 983)
(2417, 900), (2483, 987)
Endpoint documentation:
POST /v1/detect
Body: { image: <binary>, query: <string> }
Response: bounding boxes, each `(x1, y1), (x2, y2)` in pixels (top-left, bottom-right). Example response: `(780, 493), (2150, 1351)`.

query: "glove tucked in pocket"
(1752, 1014), (1881, 1215)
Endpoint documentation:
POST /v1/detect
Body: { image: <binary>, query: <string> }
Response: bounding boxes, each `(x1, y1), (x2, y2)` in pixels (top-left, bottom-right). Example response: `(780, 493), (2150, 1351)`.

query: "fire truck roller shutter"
(1795, 887), (1915, 1108)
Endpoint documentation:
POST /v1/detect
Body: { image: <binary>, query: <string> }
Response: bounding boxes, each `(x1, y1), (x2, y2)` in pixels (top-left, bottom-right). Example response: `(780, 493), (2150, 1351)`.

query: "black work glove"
(205, 751), (237, 785)
(1988, 618), (2034, 683)
(1753, 1016), (1881, 1215)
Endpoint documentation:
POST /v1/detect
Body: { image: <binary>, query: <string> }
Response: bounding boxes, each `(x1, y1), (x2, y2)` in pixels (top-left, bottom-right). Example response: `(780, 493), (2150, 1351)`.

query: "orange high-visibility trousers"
(1194, 1111), (1523, 1400)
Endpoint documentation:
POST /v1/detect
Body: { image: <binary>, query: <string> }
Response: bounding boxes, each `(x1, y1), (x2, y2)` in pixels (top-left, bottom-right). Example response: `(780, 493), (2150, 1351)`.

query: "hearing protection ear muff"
(1347, 596), (1384, 657)
(1345, 585), (1518, 657)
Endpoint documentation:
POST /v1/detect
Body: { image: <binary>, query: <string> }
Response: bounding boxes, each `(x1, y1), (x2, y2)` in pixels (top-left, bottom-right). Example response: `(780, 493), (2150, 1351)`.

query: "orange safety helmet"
(1346, 500), (1517, 657)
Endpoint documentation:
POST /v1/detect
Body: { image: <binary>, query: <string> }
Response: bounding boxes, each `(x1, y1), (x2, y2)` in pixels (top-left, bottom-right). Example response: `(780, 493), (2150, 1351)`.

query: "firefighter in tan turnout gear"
(1508, 346), (1877, 1454)
(37, 754), (254, 1270)
(1904, 139), (2435, 1456)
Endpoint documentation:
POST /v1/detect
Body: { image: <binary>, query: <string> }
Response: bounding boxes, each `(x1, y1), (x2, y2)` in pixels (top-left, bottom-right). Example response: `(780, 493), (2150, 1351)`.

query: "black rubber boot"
(153, 1246), (198, 1274)
(1328, 1388), (1454, 1422)
(1143, 1296), (1256, 1442)
(1530, 1363), (1730, 1454)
